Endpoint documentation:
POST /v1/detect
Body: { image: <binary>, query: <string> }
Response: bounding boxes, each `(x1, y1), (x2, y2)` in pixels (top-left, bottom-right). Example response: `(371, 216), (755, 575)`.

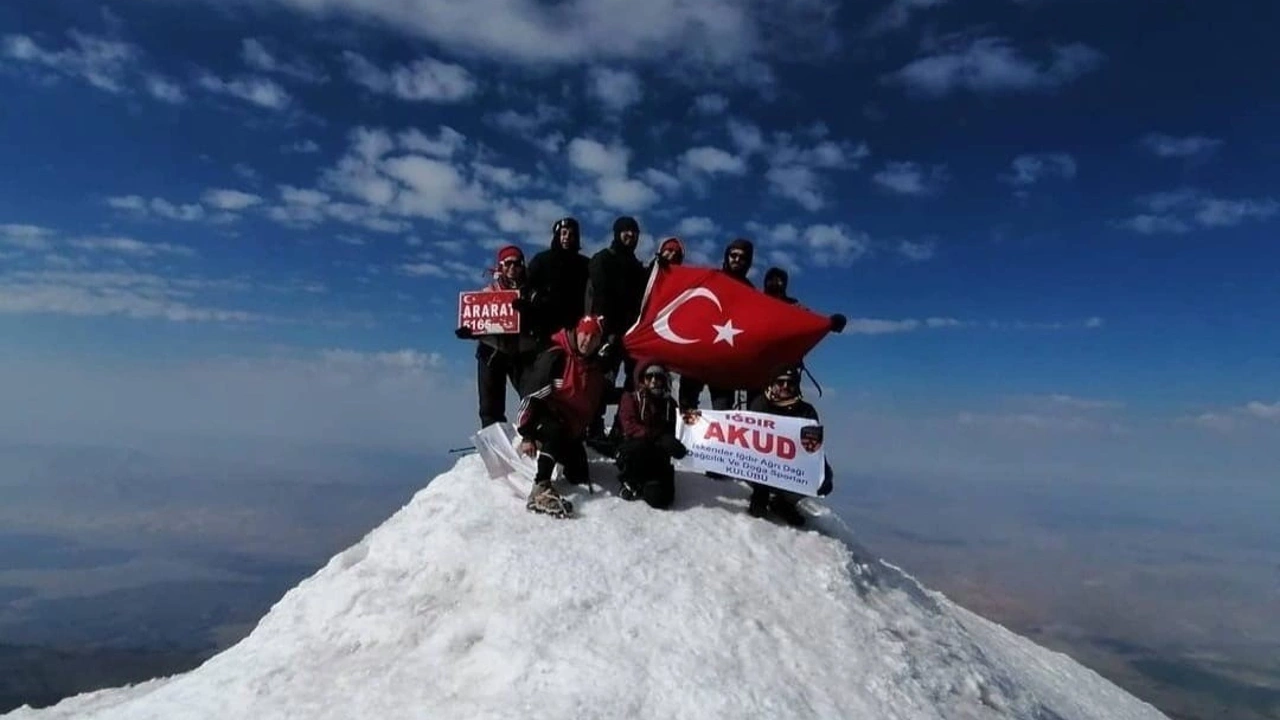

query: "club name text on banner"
(675, 409), (826, 497)
(458, 289), (520, 335)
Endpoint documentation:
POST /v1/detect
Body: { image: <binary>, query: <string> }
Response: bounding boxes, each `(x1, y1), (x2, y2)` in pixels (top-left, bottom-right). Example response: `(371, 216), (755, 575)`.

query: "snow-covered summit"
(5, 454), (1167, 720)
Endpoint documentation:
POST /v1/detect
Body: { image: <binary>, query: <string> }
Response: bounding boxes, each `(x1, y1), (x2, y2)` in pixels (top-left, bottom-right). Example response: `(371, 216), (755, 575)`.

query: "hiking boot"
(617, 480), (641, 502)
(770, 497), (806, 528)
(527, 482), (573, 518)
(748, 488), (770, 518)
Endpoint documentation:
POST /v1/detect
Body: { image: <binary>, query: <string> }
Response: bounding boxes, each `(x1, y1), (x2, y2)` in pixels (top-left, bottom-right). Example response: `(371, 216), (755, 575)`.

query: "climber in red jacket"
(515, 315), (609, 518)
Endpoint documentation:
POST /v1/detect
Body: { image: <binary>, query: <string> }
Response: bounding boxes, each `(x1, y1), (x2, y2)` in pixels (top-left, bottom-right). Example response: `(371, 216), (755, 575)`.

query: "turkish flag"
(623, 265), (833, 388)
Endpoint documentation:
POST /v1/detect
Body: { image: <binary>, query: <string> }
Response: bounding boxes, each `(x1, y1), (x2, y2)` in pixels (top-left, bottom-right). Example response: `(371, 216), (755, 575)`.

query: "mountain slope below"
(5, 454), (1168, 720)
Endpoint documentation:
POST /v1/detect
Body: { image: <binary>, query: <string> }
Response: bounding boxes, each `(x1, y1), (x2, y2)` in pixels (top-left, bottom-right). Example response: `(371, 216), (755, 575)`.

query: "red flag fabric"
(623, 264), (832, 388)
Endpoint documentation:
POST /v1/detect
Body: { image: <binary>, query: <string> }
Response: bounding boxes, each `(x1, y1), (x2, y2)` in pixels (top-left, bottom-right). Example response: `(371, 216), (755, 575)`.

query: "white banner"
(473, 423), (560, 496)
(675, 409), (826, 497)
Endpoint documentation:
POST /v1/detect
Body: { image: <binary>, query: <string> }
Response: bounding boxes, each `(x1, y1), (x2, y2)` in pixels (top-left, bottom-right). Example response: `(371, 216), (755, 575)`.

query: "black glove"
(829, 313), (847, 334)
(510, 296), (531, 313)
(598, 334), (620, 363)
(818, 466), (833, 497)
(657, 434), (688, 460)
(454, 326), (474, 339)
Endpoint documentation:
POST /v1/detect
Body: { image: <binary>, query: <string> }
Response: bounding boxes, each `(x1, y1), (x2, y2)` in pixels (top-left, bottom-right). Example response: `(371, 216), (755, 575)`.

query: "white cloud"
(957, 411), (1120, 435)
(680, 146), (747, 176)
(400, 261), (448, 278)
(474, 163), (531, 191)
(846, 318), (921, 334)
(1003, 153), (1077, 187)
(69, 236), (196, 257)
(1113, 214), (1191, 235)
(674, 216), (718, 237)
(492, 198), (571, 238)
(567, 138), (631, 177)
(241, 0), (836, 71)
(144, 75), (186, 103)
(897, 240), (936, 261)
(751, 222), (871, 267)
(587, 67), (643, 112)
(0, 348), (467, 452)
(1141, 133), (1223, 160)
(642, 168), (681, 193)
(694, 93), (728, 114)
(108, 196), (207, 222)
(765, 165), (823, 211)
(283, 139), (321, 154)
(486, 101), (566, 140)
(382, 155), (488, 220)
(202, 188), (263, 211)
(597, 177), (659, 212)
(1, 31), (137, 93)
(1116, 189), (1278, 234)
(885, 35), (1104, 97)
(726, 118), (766, 155)
(197, 72), (292, 110)
(343, 51), (477, 103)
(873, 161), (948, 195)
(1184, 400), (1280, 433)
(240, 38), (328, 84)
(397, 126), (467, 158)
(0, 269), (260, 323)
(866, 0), (947, 35)
(0, 224), (56, 251)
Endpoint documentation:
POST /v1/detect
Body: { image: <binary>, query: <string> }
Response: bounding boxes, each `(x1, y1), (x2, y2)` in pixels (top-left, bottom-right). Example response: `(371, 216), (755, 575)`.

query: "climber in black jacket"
(525, 217), (589, 335)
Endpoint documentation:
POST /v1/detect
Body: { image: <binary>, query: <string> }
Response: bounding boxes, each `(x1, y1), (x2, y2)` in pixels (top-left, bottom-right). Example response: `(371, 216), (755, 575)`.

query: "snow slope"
(5, 453), (1168, 720)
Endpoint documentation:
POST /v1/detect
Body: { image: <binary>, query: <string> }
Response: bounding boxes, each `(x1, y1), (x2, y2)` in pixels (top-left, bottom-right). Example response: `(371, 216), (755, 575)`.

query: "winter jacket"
(477, 278), (543, 357)
(747, 392), (819, 421)
(619, 364), (678, 441)
(748, 391), (832, 495)
(586, 239), (647, 338)
(527, 234), (589, 333)
(517, 329), (608, 440)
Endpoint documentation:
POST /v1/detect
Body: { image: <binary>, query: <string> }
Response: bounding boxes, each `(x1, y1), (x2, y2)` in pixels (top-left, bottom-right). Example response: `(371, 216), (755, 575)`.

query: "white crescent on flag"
(651, 287), (723, 345)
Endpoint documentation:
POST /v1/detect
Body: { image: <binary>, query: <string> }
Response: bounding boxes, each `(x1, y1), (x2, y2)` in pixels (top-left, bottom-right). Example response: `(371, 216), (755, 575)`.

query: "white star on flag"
(711, 319), (744, 345)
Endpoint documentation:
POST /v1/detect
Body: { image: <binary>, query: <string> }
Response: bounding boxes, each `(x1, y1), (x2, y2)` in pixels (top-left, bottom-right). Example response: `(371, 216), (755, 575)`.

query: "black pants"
(528, 419), (590, 485)
(615, 440), (676, 509)
(590, 351), (636, 438)
(477, 345), (535, 428)
(750, 462), (833, 504)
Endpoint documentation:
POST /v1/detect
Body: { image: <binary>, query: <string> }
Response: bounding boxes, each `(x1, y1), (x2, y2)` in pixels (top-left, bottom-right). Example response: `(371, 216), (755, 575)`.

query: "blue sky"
(1, 0), (1278, 477)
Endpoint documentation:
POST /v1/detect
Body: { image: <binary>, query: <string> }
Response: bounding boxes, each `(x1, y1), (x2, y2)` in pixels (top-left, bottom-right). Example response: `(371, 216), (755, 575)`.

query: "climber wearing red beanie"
(514, 314), (609, 518)
(453, 244), (545, 428)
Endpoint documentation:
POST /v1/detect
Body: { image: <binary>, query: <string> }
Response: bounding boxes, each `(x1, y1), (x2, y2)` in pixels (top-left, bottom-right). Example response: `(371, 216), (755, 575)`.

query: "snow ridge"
(5, 454), (1168, 720)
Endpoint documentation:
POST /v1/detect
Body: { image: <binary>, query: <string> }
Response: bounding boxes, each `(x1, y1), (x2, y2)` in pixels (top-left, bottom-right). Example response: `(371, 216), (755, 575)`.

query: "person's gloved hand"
(454, 326), (475, 339)
(829, 313), (848, 334)
(657, 435), (688, 460)
(511, 296), (531, 313)
(597, 334), (620, 362)
(818, 471), (833, 497)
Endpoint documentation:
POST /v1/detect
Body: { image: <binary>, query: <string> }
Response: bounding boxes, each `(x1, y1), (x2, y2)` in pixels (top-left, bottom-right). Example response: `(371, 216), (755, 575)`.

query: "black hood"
(723, 238), (754, 275)
(551, 217), (581, 252)
(763, 267), (789, 296)
(611, 216), (640, 254)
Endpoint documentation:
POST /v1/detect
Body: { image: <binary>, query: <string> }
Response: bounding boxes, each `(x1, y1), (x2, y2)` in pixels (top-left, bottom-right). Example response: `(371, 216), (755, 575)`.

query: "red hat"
(660, 237), (683, 253)
(575, 315), (603, 339)
(497, 245), (524, 264)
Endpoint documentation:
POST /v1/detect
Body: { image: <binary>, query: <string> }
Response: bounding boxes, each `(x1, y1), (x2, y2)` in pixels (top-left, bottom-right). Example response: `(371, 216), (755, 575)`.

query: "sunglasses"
(727, 251), (748, 260)
(500, 258), (524, 267)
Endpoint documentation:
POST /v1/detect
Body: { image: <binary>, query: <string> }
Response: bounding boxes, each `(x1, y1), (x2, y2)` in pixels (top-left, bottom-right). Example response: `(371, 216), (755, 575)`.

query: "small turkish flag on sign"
(623, 265), (833, 388)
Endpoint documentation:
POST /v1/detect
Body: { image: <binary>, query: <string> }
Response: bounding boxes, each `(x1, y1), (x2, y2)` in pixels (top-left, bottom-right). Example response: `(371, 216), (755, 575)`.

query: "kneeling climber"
(616, 362), (688, 509)
(745, 366), (834, 527)
(516, 315), (608, 518)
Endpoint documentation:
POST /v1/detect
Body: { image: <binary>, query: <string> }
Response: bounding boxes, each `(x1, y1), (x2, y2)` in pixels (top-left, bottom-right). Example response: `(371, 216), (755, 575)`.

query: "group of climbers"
(455, 215), (842, 524)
